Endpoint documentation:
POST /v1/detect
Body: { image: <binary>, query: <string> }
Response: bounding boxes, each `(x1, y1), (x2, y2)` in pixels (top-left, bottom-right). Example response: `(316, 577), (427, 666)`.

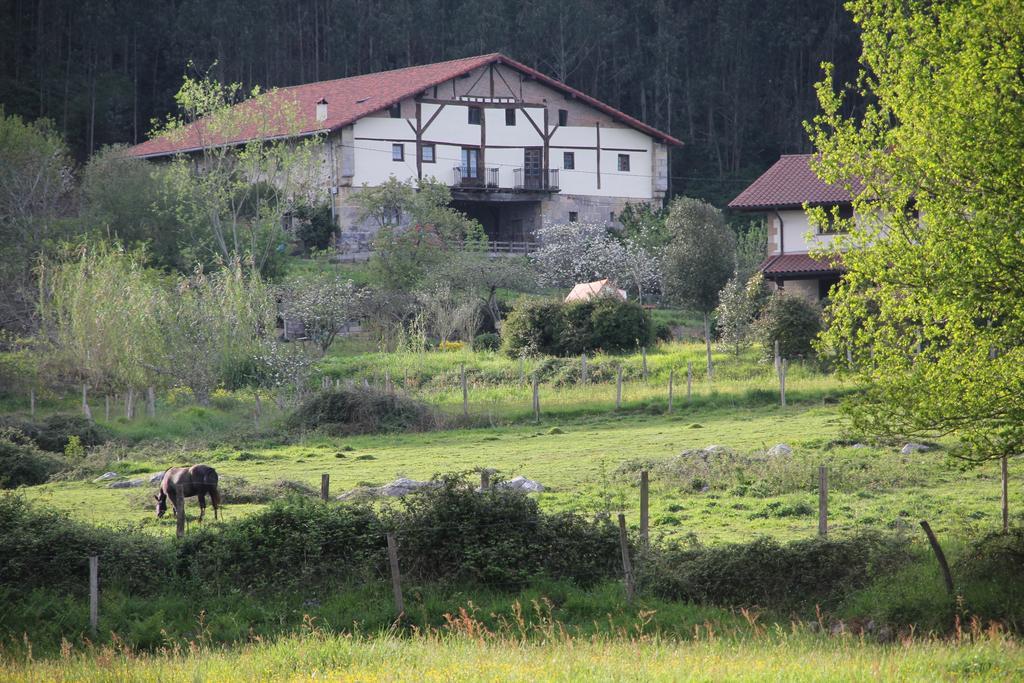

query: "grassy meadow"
(3, 338), (1023, 678)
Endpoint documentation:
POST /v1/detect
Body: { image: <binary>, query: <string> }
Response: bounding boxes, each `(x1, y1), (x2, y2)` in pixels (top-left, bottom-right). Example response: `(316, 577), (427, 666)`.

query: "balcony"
(453, 166), (499, 188)
(513, 168), (559, 191)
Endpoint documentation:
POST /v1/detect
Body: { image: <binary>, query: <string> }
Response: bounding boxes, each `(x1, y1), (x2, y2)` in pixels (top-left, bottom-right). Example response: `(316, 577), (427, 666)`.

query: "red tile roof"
(760, 253), (843, 276)
(729, 154), (853, 210)
(129, 54), (681, 158)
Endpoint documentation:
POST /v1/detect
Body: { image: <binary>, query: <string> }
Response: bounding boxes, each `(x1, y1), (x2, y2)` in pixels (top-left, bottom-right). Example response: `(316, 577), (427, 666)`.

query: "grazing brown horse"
(156, 465), (221, 522)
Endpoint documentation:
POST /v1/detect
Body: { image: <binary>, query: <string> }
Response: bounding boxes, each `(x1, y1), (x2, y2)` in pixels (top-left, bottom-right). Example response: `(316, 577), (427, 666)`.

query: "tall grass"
(2, 616), (1019, 682)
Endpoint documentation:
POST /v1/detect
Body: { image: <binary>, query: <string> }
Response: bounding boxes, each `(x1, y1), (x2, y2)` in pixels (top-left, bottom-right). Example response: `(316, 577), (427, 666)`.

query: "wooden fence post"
(667, 369), (674, 414)
(774, 340), (781, 373)
(686, 361), (693, 400)
(82, 384), (92, 421)
(125, 388), (134, 419)
(461, 363), (468, 418)
(818, 465), (828, 537)
(617, 514), (636, 603)
(639, 471), (649, 550)
(175, 488), (185, 539)
(581, 353), (588, 385)
(89, 555), (99, 637)
(146, 387), (156, 417)
(321, 473), (330, 501)
(480, 469), (490, 491)
(615, 367), (623, 409)
(386, 533), (405, 617)
(642, 347), (648, 382)
(104, 395), (110, 421)
(532, 374), (540, 423)
(779, 359), (788, 407)
(920, 520), (955, 595)
(385, 369), (392, 393)
(1001, 455), (1009, 534)
(29, 388), (35, 417)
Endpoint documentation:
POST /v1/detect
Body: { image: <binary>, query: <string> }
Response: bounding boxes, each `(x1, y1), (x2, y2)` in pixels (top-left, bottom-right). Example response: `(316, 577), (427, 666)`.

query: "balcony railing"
(453, 166), (499, 188)
(513, 168), (559, 191)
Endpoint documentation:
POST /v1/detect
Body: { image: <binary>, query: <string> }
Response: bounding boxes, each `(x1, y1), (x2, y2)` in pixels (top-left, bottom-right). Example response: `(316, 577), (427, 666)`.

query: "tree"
(279, 273), (364, 352)
(78, 145), (186, 271)
(661, 197), (735, 377)
(356, 177), (485, 290)
(532, 222), (661, 302)
(715, 272), (766, 356)
(429, 250), (540, 331)
(0, 110), (74, 333)
(808, 0), (1024, 493)
(156, 68), (321, 277)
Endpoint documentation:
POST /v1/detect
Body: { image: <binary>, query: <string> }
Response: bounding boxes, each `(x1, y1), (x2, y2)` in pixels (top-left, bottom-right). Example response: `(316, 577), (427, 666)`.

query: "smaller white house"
(729, 154), (850, 302)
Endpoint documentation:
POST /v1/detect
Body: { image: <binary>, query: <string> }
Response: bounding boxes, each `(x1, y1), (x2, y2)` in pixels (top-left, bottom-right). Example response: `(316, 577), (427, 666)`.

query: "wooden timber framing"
(596, 121), (601, 189)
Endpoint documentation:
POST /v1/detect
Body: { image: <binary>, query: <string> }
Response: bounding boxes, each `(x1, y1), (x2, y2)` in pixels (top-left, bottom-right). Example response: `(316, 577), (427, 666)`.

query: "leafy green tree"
(661, 197), (736, 377)
(429, 250), (539, 331)
(755, 292), (821, 362)
(357, 177), (485, 290)
(0, 110), (74, 333)
(156, 68), (320, 277)
(809, 0), (1024, 478)
(79, 145), (187, 270)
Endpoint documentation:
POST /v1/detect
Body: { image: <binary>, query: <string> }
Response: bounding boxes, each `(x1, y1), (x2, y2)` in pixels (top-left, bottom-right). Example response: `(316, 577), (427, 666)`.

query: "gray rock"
(767, 443), (793, 457)
(336, 487), (374, 502)
(703, 445), (730, 455)
(378, 477), (437, 497)
(496, 475), (544, 493)
(108, 478), (145, 489)
(148, 471), (165, 484)
(901, 442), (930, 455)
(94, 472), (119, 482)
(851, 443), (870, 449)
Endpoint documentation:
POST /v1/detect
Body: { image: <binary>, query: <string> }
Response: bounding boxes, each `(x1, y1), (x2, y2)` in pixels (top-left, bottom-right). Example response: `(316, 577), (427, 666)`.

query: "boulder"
(901, 443), (930, 455)
(93, 472), (119, 482)
(496, 475), (544, 493)
(851, 443), (870, 449)
(149, 471), (165, 484)
(336, 487), (375, 502)
(108, 478), (145, 489)
(767, 443), (793, 457)
(378, 477), (437, 497)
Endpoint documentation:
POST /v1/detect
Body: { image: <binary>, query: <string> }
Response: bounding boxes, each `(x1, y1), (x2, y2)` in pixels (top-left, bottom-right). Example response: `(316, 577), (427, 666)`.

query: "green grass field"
(3, 340), (1022, 678)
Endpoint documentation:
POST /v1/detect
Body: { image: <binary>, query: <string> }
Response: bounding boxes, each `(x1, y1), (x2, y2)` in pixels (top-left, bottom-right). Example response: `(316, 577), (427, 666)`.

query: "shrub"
(0, 413), (109, 453)
(638, 532), (910, 608)
(288, 386), (438, 435)
(755, 293), (823, 360)
(0, 496), (171, 593)
(293, 203), (335, 253)
(0, 429), (66, 488)
(438, 340), (465, 352)
(500, 299), (566, 356)
(502, 297), (652, 357)
(472, 332), (501, 352)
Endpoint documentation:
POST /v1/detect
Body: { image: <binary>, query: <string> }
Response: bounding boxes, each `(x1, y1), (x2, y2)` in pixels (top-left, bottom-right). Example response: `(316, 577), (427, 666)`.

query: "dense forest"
(1, 0), (861, 205)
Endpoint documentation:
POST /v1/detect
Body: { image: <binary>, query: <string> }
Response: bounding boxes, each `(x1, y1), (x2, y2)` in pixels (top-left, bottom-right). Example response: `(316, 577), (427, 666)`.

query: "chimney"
(316, 98), (328, 123)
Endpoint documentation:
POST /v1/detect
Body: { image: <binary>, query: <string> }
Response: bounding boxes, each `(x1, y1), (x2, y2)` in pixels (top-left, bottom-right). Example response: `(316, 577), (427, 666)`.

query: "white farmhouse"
(129, 53), (681, 246)
(729, 154), (851, 302)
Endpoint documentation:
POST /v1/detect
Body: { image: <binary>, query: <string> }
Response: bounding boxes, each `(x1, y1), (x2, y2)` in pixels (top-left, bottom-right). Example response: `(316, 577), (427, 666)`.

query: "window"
(468, 107), (482, 125)
(609, 211), (616, 222)
(568, 211), (578, 223)
(558, 109), (568, 126)
(617, 154), (630, 172)
(461, 147), (480, 178)
(819, 204), (854, 234)
(505, 108), (516, 126)
(388, 102), (401, 119)
(563, 152), (575, 170)
(392, 144), (404, 161)
(420, 144), (435, 164)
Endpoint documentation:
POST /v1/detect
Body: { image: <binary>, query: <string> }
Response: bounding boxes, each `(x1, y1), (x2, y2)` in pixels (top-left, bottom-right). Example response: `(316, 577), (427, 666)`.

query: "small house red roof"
(129, 54), (681, 158)
(729, 154), (853, 210)
(759, 253), (843, 277)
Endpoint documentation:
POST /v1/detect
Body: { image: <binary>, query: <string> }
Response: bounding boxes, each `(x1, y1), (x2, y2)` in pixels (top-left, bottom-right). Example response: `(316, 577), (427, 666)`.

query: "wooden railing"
(453, 166), (499, 188)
